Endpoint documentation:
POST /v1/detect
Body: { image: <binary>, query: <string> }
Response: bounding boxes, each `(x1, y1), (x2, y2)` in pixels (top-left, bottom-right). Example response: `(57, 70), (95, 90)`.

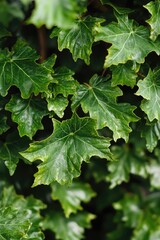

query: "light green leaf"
(95, 12), (157, 67)
(42, 210), (95, 240)
(0, 112), (9, 134)
(21, 114), (113, 186)
(136, 68), (160, 121)
(107, 145), (148, 188)
(144, 0), (160, 41)
(51, 16), (103, 64)
(51, 181), (96, 217)
(5, 94), (48, 139)
(0, 185), (46, 240)
(72, 75), (139, 141)
(0, 40), (52, 98)
(47, 95), (68, 118)
(111, 62), (138, 88)
(28, 0), (87, 29)
(142, 121), (160, 152)
(0, 132), (30, 175)
(147, 159), (160, 189)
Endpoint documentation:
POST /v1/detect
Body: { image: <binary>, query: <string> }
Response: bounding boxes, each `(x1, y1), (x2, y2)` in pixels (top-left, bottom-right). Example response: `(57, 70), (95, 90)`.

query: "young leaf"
(51, 16), (103, 64)
(0, 185), (46, 239)
(47, 95), (68, 118)
(144, 0), (160, 41)
(0, 40), (52, 98)
(141, 121), (160, 152)
(0, 132), (30, 175)
(107, 145), (148, 188)
(72, 75), (139, 141)
(136, 68), (160, 121)
(5, 94), (48, 139)
(42, 210), (95, 240)
(28, 0), (87, 29)
(21, 114), (113, 186)
(95, 12), (157, 67)
(110, 62), (138, 88)
(51, 181), (96, 217)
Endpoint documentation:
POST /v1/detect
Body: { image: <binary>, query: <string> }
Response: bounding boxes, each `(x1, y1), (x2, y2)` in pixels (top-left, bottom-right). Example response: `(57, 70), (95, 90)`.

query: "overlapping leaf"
(111, 62), (138, 88)
(0, 40), (52, 98)
(72, 75), (139, 141)
(28, 0), (87, 29)
(51, 16), (103, 64)
(144, 0), (160, 41)
(0, 132), (30, 175)
(42, 210), (95, 240)
(51, 181), (96, 217)
(136, 67), (160, 121)
(0, 112), (9, 134)
(21, 114), (113, 186)
(0, 185), (46, 240)
(95, 12), (157, 67)
(142, 120), (160, 152)
(5, 94), (48, 139)
(107, 145), (147, 188)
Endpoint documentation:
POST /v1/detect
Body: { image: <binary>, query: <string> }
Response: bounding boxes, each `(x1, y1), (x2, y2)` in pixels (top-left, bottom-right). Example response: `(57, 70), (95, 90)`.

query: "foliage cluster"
(1, 0), (160, 239)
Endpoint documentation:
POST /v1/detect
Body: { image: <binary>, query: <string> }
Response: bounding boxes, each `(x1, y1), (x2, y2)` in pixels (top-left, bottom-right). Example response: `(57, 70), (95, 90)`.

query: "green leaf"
(136, 68), (160, 121)
(0, 112), (9, 134)
(111, 62), (138, 88)
(0, 40), (52, 98)
(52, 67), (79, 97)
(5, 94), (48, 139)
(0, 0), (24, 27)
(42, 210), (95, 240)
(95, 12), (157, 67)
(0, 132), (30, 175)
(72, 75), (139, 141)
(51, 16), (103, 64)
(141, 120), (160, 152)
(51, 181), (96, 217)
(0, 185), (46, 239)
(0, 24), (11, 39)
(47, 95), (68, 118)
(144, 0), (160, 41)
(107, 145), (148, 188)
(28, 0), (87, 29)
(147, 159), (160, 189)
(21, 114), (113, 186)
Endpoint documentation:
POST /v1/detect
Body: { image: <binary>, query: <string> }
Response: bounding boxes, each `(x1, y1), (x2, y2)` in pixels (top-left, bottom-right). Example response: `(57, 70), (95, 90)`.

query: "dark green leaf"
(0, 132), (30, 175)
(21, 114), (113, 186)
(0, 40), (52, 98)
(72, 75), (139, 141)
(0, 112), (9, 134)
(47, 95), (68, 118)
(5, 94), (48, 139)
(51, 16), (103, 64)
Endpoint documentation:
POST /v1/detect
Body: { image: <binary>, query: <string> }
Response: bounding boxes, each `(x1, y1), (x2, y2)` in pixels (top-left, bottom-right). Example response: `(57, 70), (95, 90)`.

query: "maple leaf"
(21, 114), (113, 186)
(144, 0), (160, 41)
(0, 40), (52, 98)
(5, 94), (48, 139)
(42, 210), (95, 240)
(72, 75), (139, 141)
(51, 16), (103, 64)
(136, 67), (160, 121)
(28, 0), (87, 29)
(51, 181), (96, 217)
(95, 12), (157, 67)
